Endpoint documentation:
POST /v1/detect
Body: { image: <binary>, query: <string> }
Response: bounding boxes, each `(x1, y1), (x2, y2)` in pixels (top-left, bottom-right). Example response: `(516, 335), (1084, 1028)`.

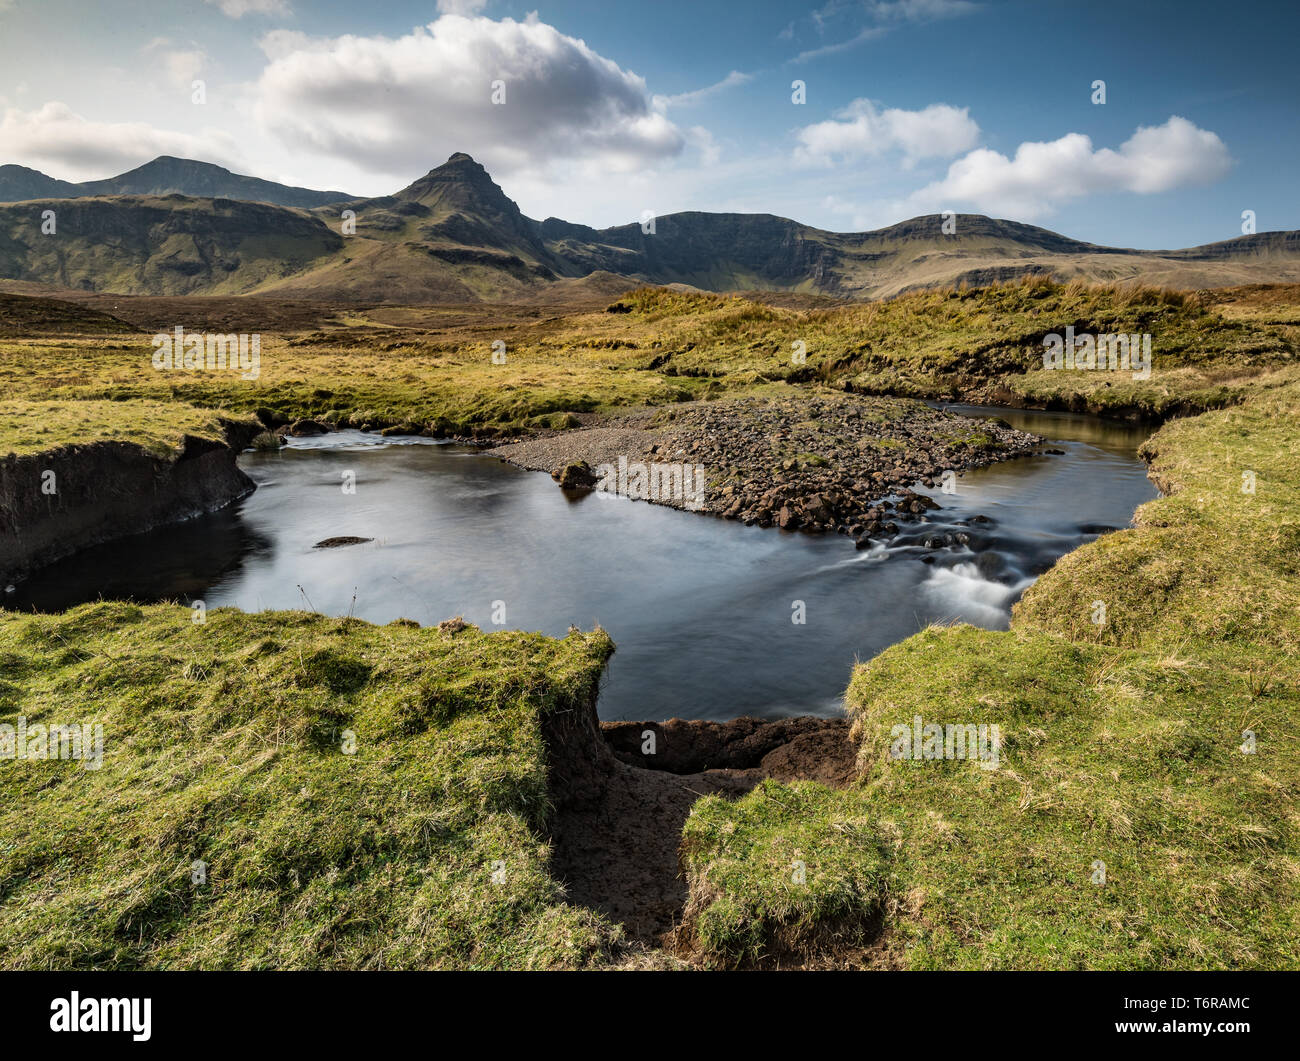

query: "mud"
(544, 694), (857, 945)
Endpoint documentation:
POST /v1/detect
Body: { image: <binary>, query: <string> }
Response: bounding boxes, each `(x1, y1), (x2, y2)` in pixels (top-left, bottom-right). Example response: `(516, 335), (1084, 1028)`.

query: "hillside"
(0, 195), (343, 296)
(0, 164), (82, 202)
(1, 152), (1298, 302)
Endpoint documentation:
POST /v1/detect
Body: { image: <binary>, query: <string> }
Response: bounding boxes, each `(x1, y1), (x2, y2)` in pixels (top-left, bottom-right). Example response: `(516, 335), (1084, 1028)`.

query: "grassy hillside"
(0, 196), (342, 296)
(678, 377), (1300, 968)
(0, 292), (133, 336)
(0, 607), (624, 969)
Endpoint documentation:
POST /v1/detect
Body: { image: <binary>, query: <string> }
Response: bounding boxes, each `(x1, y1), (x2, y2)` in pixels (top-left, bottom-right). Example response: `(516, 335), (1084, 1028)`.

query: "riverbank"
(0, 401), (260, 587)
(676, 377), (1300, 969)
(0, 605), (636, 968)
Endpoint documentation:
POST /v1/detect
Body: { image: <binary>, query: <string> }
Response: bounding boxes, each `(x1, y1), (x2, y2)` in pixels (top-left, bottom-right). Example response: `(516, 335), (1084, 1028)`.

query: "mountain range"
(0, 156), (352, 209)
(1, 152), (1297, 303)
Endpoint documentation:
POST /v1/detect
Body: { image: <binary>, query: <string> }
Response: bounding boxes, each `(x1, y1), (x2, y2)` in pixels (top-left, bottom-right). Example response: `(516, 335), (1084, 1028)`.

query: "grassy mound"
(0, 400), (249, 458)
(678, 380), (1300, 969)
(0, 292), (135, 336)
(0, 605), (623, 969)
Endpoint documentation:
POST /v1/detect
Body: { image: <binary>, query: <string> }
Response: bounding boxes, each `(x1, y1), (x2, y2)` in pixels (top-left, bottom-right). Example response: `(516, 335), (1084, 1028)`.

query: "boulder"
(552, 460), (599, 490)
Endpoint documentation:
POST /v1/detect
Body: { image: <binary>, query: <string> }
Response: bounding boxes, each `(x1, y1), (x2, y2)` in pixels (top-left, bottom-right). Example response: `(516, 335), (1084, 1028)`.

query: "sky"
(0, 0), (1295, 248)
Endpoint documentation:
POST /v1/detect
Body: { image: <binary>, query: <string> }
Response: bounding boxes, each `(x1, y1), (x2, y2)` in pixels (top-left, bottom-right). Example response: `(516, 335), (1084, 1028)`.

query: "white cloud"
(252, 15), (685, 183)
(256, 29), (321, 60)
(869, 0), (979, 22)
(165, 50), (207, 89)
(913, 116), (1232, 218)
(204, 0), (291, 17)
(0, 102), (245, 180)
(655, 70), (752, 109)
(685, 126), (721, 167)
(794, 0), (977, 61)
(793, 26), (887, 63)
(436, 0), (489, 13)
(795, 100), (979, 166)
(142, 41), (208, 90)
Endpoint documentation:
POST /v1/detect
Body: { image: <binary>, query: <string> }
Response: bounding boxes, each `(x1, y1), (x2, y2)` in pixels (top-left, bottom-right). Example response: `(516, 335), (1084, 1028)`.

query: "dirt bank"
(543, 684), (856, 947)
(493, 392), (1044, 544)
(0, 418), (259, 587)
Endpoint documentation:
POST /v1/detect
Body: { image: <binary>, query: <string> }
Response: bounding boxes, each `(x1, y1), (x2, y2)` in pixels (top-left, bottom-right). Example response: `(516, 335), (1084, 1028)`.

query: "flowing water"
(7, 405), (1158, 721)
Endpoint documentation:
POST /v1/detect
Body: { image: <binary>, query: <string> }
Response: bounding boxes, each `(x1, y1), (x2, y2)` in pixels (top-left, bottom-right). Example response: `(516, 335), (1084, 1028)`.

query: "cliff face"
(0, 419), (259, 586)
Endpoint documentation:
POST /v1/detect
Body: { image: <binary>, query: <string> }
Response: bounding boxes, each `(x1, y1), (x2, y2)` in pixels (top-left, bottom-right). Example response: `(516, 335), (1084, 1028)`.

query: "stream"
(6, 405), (1158, 721)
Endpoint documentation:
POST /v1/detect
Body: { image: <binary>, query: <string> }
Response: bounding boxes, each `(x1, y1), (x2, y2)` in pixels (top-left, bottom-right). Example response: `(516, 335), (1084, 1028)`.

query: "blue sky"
(0, 0), (1295, 248)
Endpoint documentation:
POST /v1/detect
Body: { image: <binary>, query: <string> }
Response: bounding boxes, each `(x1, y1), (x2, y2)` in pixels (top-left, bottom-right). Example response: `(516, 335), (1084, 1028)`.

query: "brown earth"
(544, 691), (857, 946)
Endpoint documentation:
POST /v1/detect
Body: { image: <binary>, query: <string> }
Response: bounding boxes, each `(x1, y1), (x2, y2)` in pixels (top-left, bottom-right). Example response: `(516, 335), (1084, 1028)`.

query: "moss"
(0, 605), (625, 969)
(0, 400), (248, 459)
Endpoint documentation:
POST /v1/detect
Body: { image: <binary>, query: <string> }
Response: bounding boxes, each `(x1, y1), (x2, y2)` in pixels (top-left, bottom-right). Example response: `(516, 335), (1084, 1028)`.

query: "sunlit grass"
(0, 607), (623, 969)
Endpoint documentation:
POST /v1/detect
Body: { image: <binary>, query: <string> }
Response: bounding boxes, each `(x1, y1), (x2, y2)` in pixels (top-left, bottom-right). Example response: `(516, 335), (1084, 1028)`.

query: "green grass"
(0, 400), (250, 458)
(0, 279), (1295, 447)
(681, 780), (888, 966)
(627, 279), (1297, 413)
(677, 378), (1300, 969)
(0, 605), (625, 969)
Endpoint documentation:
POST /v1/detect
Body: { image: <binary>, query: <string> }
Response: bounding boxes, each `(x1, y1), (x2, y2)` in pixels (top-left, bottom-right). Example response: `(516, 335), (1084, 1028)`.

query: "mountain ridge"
(2, 152), (1298, 303)
(0, 156), (354, 209)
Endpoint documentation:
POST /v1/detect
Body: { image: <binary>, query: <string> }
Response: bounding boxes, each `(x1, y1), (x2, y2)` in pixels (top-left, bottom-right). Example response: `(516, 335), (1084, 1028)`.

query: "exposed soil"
(544, 693), (857, 946)
(494, 392), (1045, 545)
(601, 715), (858, 787)
(0, 418), (259, 587)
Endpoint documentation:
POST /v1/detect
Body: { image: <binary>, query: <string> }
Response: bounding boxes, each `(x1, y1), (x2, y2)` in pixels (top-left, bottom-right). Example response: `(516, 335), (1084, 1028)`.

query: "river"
(6, 405), (1158, 721)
